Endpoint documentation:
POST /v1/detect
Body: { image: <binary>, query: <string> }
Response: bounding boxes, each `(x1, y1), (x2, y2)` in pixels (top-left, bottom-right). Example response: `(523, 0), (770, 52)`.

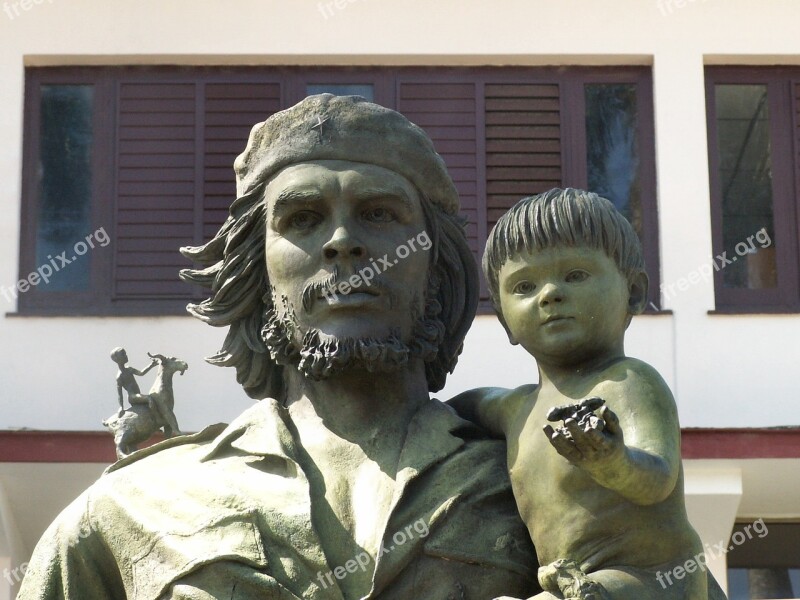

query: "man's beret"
(233, 94), (460, 215)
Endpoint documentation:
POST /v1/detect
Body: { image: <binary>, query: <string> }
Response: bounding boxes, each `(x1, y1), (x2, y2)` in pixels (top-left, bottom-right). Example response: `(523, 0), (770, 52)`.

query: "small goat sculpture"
(103, 352), (188, 459)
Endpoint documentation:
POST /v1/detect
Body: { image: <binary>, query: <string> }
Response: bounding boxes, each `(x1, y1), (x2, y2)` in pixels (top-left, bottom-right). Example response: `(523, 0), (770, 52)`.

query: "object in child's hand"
(546, 397), (606, 433)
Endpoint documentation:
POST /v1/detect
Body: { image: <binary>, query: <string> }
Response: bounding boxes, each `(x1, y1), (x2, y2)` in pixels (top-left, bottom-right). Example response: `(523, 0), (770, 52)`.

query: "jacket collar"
(201, 396), (483, 598)
(201, 397), (477, 476)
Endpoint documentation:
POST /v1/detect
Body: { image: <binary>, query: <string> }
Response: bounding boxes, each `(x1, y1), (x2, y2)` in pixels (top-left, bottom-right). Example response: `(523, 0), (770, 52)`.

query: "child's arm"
(116, 380), (125, 415)
(544, 361), (680, 506)
(130, 359), (157, 377)
(448, 385), (534, 437)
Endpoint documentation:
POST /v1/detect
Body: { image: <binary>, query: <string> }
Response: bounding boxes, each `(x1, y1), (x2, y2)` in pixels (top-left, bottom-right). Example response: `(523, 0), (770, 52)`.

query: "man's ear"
(627, 270), (649, 316)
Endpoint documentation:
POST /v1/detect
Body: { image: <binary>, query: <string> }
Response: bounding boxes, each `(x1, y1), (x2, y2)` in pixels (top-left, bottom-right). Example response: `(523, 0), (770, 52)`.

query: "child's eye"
(565, 269), (589, 283)
(512, 281), (535, 295)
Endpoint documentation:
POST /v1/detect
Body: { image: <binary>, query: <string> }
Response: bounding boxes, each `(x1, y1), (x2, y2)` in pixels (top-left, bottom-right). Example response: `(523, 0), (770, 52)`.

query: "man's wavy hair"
(180, 182), (478, 401)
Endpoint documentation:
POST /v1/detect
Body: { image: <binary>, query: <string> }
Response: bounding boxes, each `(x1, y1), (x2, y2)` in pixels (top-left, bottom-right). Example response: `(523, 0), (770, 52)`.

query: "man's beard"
(260, 281), (445, 381)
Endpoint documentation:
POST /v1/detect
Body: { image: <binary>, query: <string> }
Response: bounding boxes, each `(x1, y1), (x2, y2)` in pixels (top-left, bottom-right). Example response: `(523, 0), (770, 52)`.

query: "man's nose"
(323, 226), (366, 260)
(538, 282), (563, 306)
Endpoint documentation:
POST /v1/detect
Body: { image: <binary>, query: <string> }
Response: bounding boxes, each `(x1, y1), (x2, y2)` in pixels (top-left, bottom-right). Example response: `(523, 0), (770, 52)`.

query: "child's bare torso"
(506, 361), (701, 572)
(116, 369), (141, 395)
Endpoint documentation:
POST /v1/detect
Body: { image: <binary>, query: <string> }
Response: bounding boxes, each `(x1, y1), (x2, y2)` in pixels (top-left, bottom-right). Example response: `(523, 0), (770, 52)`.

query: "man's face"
(497, 246), (631, 366)
(264, 160), (430, 345)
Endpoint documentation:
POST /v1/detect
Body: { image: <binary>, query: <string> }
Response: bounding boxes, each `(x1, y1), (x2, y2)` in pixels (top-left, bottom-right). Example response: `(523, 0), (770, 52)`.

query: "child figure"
(111, 347), (157, 416)
(449, 189), (726, 600)
(111, 347), (181, 435)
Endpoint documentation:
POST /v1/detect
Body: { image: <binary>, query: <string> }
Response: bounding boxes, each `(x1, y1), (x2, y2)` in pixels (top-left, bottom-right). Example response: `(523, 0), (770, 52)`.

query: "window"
(306, 84), (375, 101)
(706, 67), (800, 311)
(726, 522), (800, 599)
(37, 85), (95, 291)
(18, 66), (658, 315)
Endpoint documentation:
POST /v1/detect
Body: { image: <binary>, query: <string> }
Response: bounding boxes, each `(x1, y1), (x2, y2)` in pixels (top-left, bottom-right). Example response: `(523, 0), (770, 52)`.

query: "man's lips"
(321, 292), (380, 308)
(302, 266), (387, 312)
(318, 286), (380, 299)
(318, 284), (382, 308)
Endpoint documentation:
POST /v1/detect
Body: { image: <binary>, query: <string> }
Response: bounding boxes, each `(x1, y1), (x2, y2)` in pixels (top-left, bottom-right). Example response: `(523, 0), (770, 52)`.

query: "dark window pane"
(728, 568), (749, 600)
(306, 84), (374, 101)
(37, 85), (94, 291)
(748, 568), (795, 598)
(714, 84), (777, 289)
(728, 567), (799, 599)
(585, 84), (641, 234)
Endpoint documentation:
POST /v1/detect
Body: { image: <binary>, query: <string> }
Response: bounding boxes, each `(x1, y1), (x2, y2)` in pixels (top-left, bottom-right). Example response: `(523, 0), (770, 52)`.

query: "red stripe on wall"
(0, 428), (799, 463)
(681, 428), (800, 459)
(0, 431), (165, 463)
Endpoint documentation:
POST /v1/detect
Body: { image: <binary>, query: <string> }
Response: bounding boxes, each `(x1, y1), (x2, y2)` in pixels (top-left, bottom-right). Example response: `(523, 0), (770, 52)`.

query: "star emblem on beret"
(310, 115), (330, 144)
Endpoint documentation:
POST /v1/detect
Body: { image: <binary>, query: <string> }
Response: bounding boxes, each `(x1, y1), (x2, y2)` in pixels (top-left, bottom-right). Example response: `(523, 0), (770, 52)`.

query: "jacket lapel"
(201, 400), (346, 599)
(369, 401), (473, 596)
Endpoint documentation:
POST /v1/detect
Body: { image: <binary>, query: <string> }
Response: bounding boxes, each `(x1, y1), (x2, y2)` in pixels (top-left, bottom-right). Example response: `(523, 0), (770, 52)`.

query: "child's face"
(497, 245), (632, 366)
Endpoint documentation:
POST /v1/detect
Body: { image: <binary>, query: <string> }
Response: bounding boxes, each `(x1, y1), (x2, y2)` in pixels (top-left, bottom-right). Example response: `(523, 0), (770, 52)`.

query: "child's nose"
(538, 282), (564, 305)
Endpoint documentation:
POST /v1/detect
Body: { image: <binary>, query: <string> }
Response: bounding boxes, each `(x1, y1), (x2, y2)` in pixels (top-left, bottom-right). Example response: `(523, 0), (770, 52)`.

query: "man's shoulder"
(422, 397), (505, 450)
(89, 423), (237, 532)
(415, 400), (537, 581)
(425, 398), (515, 494)
(104, 422), (228, 474)
(89, 404), (277, 529)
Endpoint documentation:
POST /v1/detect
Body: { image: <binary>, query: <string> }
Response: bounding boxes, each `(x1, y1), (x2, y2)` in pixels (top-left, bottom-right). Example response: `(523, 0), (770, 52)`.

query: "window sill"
(708, 307), (800, 315)
(476, 303), (673, 317)
(8, 300), (196, 318)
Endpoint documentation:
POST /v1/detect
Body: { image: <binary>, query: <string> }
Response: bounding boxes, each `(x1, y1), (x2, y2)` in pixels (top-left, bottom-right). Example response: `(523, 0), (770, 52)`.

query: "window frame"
(705, 66), (800, 312)
(17, 65), (660, 316)
(19, 69), (119, 314)
(564, 69), (660, 315)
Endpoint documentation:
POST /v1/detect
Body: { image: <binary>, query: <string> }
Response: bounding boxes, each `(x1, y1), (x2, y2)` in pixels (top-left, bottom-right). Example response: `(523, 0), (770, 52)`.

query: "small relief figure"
(103, 348), (188, 459)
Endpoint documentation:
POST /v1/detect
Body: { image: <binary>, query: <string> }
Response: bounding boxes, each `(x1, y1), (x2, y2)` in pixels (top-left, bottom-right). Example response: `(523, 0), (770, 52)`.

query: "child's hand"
(543, 405), (625, 470)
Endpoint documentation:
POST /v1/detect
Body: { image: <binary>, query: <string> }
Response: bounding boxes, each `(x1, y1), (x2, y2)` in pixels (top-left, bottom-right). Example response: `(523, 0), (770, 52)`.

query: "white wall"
(1, 0), (800, 431)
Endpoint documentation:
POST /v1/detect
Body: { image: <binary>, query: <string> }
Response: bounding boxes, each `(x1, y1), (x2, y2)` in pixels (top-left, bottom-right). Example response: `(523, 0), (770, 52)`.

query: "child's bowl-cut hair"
(483, 188), (645, 309)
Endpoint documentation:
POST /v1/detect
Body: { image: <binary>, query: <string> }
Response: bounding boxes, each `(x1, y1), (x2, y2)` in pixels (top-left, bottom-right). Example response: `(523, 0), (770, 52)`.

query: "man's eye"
(512, 281), (535, 295)
(363, 207), (396, 223)
(565, 270), (589, 283)
(288, 211), (321, 230)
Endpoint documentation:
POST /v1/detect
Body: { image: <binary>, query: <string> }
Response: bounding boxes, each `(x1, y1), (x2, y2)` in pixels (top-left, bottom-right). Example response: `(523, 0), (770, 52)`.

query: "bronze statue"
(19, 95), (536, 599)
(103, 351), (187, 458)
(110, 347), (157, 415)
(450, 188), (727, 600)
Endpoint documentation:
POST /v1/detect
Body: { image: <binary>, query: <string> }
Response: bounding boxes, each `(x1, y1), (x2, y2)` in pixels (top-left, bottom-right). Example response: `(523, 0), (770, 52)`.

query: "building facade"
(1, 0), (800, 597)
